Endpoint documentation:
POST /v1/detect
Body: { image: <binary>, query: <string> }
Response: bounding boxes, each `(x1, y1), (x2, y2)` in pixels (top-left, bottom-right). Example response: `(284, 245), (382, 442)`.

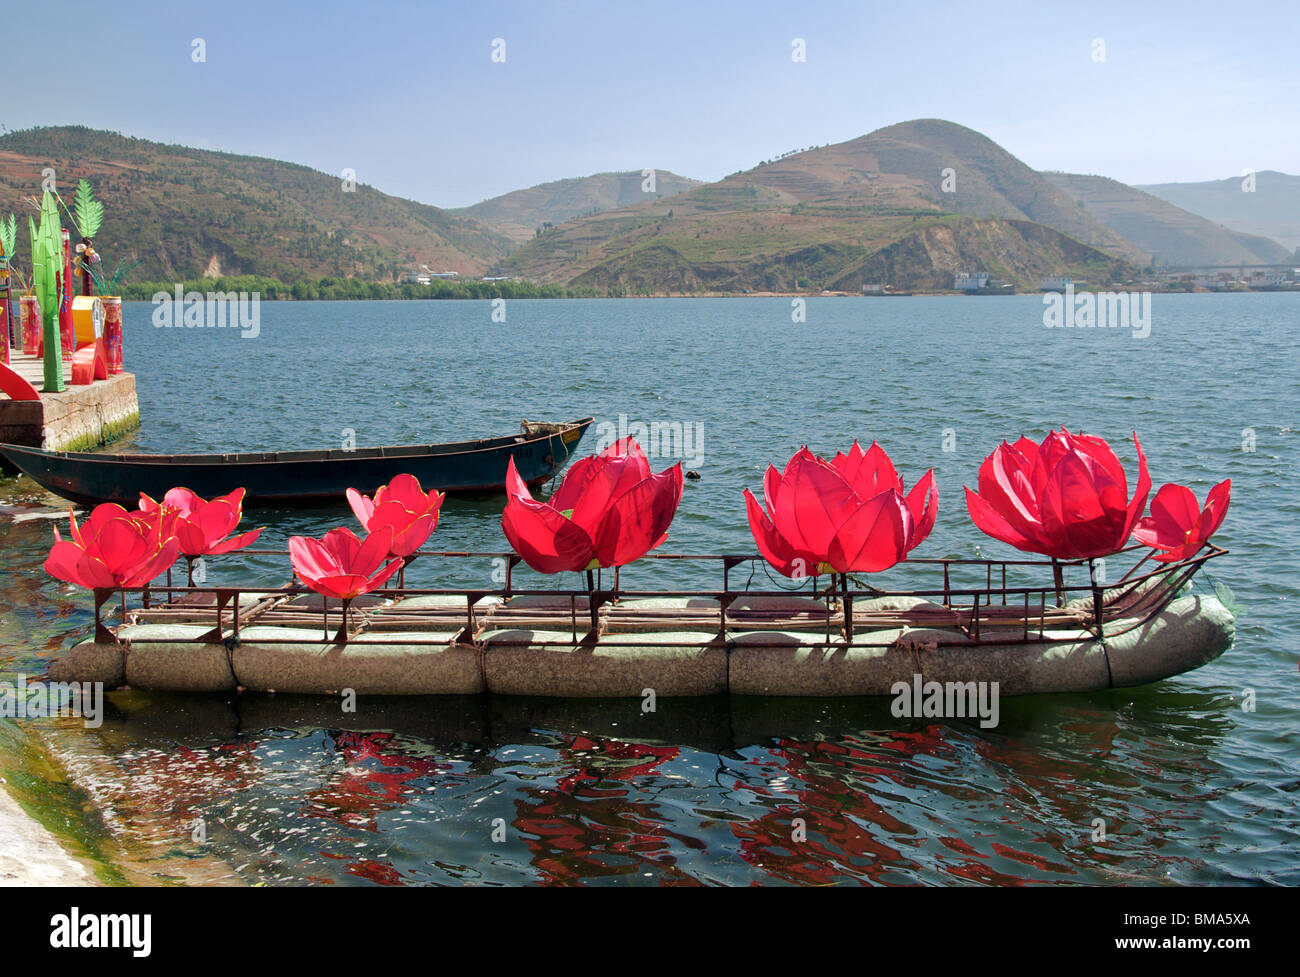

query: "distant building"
(1249, 270), (1286, 289)
(862, 282), (884, 294)
(1040, 275), (1072, 292)
(955, 271), (1015, 295)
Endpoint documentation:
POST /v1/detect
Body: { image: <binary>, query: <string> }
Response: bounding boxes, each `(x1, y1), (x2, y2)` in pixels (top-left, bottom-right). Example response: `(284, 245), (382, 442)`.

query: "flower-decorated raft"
(48, 548), (1232, 698)
(44, 432), (1236, 698)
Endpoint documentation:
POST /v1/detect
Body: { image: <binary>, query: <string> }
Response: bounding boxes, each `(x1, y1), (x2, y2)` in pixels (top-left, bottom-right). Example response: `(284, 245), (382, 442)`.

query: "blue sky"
(6, 0), (1297, 208)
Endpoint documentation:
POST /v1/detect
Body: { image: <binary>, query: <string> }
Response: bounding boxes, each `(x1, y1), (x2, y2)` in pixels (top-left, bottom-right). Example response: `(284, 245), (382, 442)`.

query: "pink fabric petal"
(161, 487), (202, 519)
(390, 513), (435, 557)
(206, 527), (264, 556)
(1133, 483), (1198, 547)
(1040, 452), (1115, 558)
(502, 495), (595, 573)
(305, 573), (368, 600)
(365, 557), (403, 593)
(744, 488), (804, 577)
(773, 450), (858, 562)
(762, 464), (784, 514)
(568, 438), (655, 538)
(322, 527), (363, 569)
(904, 469), (938, 550)
(352, 526), (395, 578)
(506, 456), (541, 504)
(830, 440), (902, 501)
(385, 474), (427, 512)
(965, 486), (1036, 552)
(174, 518), (206, 557)
(346, 487), (375, 528)
(217, 487), (246, 520)
(979, 441), (1041, 538)
(827, 491), (909, 573)
(1198, 479), (1231, 541)
(45, 540), (115, 589)
(95, 517), (150, 578)
(196, 500), (240, 549)
(590, 464), (683, 567)
(122, 537), (180, 587)
(1119, 432), (1151, 543)
(289, 536), (339, 581)
(546, 454), (600, 514)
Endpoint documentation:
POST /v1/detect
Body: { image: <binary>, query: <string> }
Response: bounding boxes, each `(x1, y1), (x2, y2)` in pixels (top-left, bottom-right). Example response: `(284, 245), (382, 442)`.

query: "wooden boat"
(0, 417), (594, 506)
(50, 547), (1235, 699)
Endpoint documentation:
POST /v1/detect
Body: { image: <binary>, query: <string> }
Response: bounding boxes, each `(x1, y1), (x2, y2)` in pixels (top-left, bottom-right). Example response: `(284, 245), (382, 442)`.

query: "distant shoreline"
(117, 286), (1298, 302)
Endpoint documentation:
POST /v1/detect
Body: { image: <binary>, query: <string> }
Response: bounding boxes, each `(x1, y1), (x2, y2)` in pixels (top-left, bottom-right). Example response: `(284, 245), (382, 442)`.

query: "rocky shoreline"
(0, 780), (95, 886)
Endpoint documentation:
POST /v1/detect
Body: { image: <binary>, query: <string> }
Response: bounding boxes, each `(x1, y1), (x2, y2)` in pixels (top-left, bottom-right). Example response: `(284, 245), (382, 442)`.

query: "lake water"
(1, 294), (1296, 885)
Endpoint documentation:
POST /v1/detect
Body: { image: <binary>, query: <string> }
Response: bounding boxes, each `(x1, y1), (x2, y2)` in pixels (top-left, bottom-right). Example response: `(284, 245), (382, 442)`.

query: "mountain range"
(1137, 171), (1300, 253)
(0, 122), (1292, 290)
(0, 127), (512, 281)
(1043, 172), (1293, 267)
(451, 170), (702, 244)
(498, 119), (1153, 291)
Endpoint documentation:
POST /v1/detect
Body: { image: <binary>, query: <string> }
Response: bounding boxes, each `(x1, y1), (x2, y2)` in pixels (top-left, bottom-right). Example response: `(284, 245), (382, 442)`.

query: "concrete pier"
(0, 348), (139, 459)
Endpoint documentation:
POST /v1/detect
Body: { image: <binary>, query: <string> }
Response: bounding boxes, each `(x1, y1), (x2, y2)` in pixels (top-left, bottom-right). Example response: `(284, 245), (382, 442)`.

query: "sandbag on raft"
(481, 630), (727, 697)
(47, 593), (1234, 698)
(51, 625), (481, 695)
(230, 628), (480, 695)
(50, 625), (235, 692)
(730, 594), (1233, 696)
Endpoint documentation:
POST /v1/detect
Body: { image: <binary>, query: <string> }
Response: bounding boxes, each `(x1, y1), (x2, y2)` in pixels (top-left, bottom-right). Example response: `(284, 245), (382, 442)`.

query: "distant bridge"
(1155, 262), (1297, 274)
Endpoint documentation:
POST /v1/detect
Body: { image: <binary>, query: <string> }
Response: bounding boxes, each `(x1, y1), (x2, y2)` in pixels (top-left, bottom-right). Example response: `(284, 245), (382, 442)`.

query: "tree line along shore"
(118, 274), (1292, 302)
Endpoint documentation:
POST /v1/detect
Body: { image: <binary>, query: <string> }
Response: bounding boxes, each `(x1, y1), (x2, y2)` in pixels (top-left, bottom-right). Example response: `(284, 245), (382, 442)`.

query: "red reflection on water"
(305, 731), (449, 833)
(345, 858), (407, 887)
(512, 734), (697, 885)
(117, 742), (264, 822)
(728, 733), (934, 885)
(555, 735), (679, 792)
(945, 858), (1033, 886)
(303, 731), (455, 887)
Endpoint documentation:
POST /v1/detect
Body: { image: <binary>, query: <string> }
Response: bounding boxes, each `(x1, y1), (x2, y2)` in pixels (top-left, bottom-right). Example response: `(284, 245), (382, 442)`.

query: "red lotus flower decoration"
(964, 428), (1150, 560)
(1131, 479), (1230, 562)
(346, 474), (444, 558)
(288, 526), (403, 600)
(138, 487), (263, 557)
(501, 437), (683, 573)
(45, 503), (180, 590)
(744, 441), (938, 576)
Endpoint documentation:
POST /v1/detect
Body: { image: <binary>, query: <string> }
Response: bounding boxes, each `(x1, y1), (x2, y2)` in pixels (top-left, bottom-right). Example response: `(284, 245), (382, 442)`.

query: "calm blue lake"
(1, 294), (1296, 884)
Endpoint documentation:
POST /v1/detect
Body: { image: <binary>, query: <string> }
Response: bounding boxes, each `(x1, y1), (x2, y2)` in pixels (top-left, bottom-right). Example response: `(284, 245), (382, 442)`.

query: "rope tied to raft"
(543, 424), (579, 495)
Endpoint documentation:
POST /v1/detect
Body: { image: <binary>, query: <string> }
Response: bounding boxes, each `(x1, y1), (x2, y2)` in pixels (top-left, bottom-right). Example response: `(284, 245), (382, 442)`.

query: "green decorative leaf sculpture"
(0, 213), (16, 257)
(73, 179), (103, 240)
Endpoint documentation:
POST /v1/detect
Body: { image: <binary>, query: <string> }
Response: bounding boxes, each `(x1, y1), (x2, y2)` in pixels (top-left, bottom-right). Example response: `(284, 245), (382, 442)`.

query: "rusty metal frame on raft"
(89, 545), (1227, 654)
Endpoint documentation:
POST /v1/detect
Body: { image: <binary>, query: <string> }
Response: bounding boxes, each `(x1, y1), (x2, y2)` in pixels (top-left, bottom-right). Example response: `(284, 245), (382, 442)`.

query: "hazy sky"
(6, 0), (1297, 208)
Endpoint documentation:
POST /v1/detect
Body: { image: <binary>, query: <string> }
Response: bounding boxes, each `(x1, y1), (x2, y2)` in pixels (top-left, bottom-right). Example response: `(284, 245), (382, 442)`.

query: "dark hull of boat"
(0, 418), (594, 506)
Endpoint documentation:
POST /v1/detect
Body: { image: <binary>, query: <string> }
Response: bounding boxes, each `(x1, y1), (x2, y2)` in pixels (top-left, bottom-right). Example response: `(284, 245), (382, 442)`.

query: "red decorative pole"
(80, 239), (95, 295)
(59, 229), (75, 356)
(20, 295), (40, 355)
(102, 296), (123, 375)
(0, 257), (10, 365)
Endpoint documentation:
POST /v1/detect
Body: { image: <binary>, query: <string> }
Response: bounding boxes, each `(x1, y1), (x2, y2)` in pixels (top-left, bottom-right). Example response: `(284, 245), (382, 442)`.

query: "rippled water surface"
(1, 295), (1296, 885)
